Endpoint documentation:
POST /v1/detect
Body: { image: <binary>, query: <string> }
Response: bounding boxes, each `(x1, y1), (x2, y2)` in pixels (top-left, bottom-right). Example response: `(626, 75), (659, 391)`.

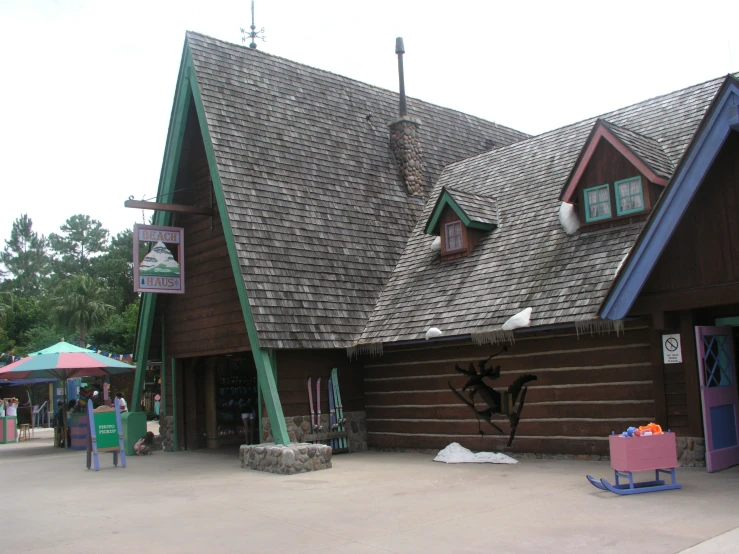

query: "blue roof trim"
(600, 79), (739, 320)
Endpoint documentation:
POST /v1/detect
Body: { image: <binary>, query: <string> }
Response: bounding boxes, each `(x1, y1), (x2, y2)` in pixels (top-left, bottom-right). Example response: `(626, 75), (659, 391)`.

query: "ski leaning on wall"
(328, 377), (338, 449)
(316, 377), (323, 438)
(307, 377), (316, 444)
(331, 367), (347, 449)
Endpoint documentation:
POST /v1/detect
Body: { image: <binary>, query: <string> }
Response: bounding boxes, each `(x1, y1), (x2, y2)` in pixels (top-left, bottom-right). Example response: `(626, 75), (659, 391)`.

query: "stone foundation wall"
(262, 410), (367, 452)
(240, 443), (332, 474)
(158, 416), (175, 452)
(676, 437), (706, 467)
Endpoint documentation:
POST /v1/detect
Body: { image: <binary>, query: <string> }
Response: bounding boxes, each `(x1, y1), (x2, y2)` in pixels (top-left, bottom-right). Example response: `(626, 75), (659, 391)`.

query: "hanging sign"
(133, 224), (185, 294)
(662, 334), (683, 364)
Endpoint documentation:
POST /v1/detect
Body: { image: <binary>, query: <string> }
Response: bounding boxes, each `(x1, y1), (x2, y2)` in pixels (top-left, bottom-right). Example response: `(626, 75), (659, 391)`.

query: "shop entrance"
(180, 355), (258, 450)
(695, 325), (739, 472)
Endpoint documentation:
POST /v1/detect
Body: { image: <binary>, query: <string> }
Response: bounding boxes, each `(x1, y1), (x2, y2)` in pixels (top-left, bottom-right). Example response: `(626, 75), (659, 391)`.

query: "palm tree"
(52, 274), (114, 346)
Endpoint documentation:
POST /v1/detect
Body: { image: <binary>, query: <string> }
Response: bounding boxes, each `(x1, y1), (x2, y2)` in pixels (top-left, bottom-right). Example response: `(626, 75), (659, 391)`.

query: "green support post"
(160, 317), (167, 425)
(171, 357), (178, 451)
(188, 61), (289, 445)
(132, 294), (157, 412)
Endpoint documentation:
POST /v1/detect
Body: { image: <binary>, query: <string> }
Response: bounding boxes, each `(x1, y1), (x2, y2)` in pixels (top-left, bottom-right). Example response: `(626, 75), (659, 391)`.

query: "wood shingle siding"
(163, 103), (251, 359)
(639, 132), (739, 301)
(186, 32), (529, 350)
(359, 78), (724, 345)
(365, 324), (654, 455)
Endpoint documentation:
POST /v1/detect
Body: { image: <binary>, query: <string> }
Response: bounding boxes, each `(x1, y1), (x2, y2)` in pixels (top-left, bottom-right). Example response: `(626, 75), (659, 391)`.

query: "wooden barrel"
(69, 414), (89, 450)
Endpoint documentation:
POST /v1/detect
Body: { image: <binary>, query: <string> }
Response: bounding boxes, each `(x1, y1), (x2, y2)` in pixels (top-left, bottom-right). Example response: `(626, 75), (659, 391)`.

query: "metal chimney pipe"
(396, 37), (408, 117)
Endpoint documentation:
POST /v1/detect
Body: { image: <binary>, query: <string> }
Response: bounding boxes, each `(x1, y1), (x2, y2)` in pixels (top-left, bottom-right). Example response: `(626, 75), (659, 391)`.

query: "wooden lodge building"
(132, 31), (739, 471)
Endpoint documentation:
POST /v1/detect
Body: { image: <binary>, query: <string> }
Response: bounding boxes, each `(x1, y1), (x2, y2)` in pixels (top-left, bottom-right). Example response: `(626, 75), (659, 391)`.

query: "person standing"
(5, 397), (18, 417)
(53, 400), (66, 447)
(5, 398), (19, 441)
(115, 392), (128, 412)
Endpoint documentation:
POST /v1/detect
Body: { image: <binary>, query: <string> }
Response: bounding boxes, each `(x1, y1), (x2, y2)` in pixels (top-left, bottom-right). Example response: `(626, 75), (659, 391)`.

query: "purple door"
(695, 326), (739, 472)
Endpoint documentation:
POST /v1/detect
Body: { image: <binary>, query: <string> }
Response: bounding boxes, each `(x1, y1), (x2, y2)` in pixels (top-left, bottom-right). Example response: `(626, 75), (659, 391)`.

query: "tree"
(92, 228), (138, 309)
(89, 299), (139, 354)
(0, 293), (48, 354)
(17, 324), (72, 358)
(52, 274), (114, 347)
(49, 214), (109, 277)
(0, 214), (51, 296)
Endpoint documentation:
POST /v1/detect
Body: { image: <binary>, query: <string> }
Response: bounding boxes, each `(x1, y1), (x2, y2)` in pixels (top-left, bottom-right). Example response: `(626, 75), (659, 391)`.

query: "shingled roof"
(185, 32), (529, 349)
(605, 121), (674, 178)
(359, 76), (725, 344)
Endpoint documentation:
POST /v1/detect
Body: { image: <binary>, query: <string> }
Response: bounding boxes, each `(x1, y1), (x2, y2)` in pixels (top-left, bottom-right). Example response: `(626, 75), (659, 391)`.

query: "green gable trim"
(132, 46), (193, 413)
(424, 189), (496, 235)
(186, 50), (289, 445)
(132, 44), (290, 446)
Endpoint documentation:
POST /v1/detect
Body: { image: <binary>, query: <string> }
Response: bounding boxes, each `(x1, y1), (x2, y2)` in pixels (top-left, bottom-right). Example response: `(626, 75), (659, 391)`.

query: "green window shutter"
(584, 184), (612, 222)
(614, 176), (645, 216)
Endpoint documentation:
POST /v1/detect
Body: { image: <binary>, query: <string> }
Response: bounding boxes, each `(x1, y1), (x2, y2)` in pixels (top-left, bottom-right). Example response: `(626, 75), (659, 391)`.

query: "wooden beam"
(679, 311), (704, 437)
(648, 326), (668, 428)
(303, 431), (349, 442)
(632, 282), (739, 314)
(124, 199), (214, 216)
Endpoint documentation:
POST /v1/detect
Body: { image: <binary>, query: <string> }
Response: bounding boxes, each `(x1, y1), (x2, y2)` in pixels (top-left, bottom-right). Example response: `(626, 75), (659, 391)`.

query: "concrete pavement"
(1, 433), (738, 553)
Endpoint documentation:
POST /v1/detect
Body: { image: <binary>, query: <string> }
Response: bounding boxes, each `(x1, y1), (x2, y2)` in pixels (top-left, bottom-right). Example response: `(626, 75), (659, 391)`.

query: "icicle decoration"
(425, 327), (442, 340)
(575, 319), (625, 338)
(346, 342), (384, 359)
(471, 329), (515, 346)
(559, 202), (580, 235)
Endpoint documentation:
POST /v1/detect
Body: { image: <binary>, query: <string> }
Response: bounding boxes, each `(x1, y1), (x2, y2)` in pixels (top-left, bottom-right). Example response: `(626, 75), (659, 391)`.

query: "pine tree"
(0, 214), (51, 296)
(49, 214), (109, 277)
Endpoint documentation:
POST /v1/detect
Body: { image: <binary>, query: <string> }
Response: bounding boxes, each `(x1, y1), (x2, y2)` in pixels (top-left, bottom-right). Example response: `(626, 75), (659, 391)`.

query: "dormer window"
(445, 221), (463, 251)
(425, 186), (498, 261)
(560, 120), (673, 231)
(615, 176), (644, 215)
(584, 184), (612, 222)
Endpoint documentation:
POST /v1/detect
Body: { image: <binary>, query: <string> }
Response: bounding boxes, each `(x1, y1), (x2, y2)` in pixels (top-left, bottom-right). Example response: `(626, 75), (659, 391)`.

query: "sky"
(1, 0), (738, 250)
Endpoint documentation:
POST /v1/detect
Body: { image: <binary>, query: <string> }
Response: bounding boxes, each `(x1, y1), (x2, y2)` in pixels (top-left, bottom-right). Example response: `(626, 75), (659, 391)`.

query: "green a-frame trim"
(131, 42), (290, 445)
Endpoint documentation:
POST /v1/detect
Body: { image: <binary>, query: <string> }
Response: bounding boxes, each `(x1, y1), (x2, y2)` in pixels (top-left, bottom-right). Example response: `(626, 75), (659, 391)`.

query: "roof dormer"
(560, 120), (673, 230)
(425, 187), (497, 260)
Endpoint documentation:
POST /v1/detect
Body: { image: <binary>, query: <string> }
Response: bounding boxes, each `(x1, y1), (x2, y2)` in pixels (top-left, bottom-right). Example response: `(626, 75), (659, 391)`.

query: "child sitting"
(134, 431), (155, 455)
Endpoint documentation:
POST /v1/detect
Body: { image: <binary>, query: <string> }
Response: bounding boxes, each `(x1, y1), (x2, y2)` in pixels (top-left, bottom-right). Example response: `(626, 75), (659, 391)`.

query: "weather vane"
(241, 0), (266, 49)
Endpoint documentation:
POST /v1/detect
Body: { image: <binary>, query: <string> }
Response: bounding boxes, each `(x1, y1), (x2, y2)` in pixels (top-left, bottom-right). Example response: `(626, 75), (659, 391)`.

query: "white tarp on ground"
(433, 442), (518, 464)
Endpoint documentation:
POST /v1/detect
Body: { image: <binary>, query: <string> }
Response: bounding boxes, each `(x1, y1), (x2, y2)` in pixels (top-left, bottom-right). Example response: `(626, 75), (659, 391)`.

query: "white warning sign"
(662, 334), (683, 364)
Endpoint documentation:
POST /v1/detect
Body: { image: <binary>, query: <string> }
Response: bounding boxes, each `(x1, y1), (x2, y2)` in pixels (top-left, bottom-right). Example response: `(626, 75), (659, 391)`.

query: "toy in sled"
(586, 431), (681, 495)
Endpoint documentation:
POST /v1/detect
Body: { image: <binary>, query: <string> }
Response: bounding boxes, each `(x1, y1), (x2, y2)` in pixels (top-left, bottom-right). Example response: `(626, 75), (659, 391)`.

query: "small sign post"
(662, 333), (683, 364)
(86, 399), (126, 470)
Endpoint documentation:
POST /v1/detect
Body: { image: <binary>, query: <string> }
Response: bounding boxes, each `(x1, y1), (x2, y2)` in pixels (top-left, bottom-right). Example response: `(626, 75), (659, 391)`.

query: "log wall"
(275, 349), (365, 420)
(364, 322), (655, 455)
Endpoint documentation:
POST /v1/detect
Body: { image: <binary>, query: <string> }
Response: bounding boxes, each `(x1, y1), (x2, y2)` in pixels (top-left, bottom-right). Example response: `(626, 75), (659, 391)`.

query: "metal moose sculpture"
(448, 346), (536, 447)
